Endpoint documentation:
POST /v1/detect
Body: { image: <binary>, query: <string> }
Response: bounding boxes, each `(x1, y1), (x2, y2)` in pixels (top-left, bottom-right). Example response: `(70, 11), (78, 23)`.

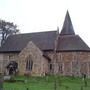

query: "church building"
(0, 11), (90, 77)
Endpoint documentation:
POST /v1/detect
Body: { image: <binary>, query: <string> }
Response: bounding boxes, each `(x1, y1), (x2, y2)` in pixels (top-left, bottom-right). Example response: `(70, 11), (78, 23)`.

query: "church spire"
(60, 10), (75, 35)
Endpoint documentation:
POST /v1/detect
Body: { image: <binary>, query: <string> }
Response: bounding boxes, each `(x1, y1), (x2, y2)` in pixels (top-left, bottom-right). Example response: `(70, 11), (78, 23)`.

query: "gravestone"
(0, 75), (3, 90)
(4, 75), (11, 80)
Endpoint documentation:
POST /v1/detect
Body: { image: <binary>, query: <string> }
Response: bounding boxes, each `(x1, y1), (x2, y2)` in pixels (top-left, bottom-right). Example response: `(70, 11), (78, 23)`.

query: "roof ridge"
(0, 30), (57, 52)
(12, 30), (57, 36)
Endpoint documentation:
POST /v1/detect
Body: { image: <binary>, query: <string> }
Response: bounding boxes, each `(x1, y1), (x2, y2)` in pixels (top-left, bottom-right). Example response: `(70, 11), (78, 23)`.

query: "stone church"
(0, 11), (90, 77)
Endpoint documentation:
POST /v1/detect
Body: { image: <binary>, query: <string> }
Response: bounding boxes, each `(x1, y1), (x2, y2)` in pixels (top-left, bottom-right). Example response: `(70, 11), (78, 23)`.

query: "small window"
(49, 63), (53, 72)
(50, 63), (52, 70)
(9, 55), (14, 60)
(58, 63), (63, 73)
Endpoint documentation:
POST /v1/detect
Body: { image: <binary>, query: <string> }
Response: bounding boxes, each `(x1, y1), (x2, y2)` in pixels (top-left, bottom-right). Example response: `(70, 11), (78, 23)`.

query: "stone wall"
(0, 44), (90, 77)
(47, 51), (90, 77)
(0, 41), (49, 76)
(0, 54), (3, 73)
(0, 53), (19, 74)
(18, 41), (49, 76)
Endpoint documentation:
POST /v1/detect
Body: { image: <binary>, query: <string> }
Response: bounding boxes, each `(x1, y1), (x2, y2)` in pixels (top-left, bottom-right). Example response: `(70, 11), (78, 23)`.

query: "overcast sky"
(0, 0), (90, 46)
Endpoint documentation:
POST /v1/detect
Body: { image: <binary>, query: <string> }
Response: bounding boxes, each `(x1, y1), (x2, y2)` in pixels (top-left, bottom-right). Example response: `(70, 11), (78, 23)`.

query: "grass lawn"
(3, 75), (90, 90)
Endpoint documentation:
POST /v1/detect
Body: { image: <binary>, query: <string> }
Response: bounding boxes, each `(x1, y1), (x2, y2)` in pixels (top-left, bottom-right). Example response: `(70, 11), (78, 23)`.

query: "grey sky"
(0, 0), (90, 46)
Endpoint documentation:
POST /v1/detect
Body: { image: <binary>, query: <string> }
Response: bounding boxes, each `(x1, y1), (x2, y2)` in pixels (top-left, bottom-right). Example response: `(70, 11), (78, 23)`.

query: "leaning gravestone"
(0, 75), (3, 90)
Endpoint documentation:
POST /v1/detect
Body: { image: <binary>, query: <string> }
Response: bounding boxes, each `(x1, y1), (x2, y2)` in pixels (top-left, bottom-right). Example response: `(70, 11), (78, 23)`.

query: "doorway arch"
(6, 61), (18, 75)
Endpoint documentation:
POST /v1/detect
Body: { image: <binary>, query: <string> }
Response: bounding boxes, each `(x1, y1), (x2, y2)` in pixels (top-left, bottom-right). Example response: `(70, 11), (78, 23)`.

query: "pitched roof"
(60, 11), (75, 35)
(0, 31), (57, 52)
(58, 11), (90, 51)
(0, 11), (90, 53)
(57, 35), (90, 51)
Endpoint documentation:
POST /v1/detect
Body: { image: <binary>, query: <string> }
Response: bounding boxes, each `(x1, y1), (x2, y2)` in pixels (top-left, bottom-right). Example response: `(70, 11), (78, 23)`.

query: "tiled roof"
(0, 31), (57, 52)
(57, 35), (90, 51)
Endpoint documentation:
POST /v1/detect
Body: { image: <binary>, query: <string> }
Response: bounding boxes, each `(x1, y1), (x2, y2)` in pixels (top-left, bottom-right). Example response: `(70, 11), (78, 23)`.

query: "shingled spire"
(60, 11), (75, 35)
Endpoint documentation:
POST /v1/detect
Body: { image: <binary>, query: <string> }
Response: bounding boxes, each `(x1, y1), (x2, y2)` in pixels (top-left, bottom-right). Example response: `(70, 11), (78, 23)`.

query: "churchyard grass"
(3, 75), (90, 90)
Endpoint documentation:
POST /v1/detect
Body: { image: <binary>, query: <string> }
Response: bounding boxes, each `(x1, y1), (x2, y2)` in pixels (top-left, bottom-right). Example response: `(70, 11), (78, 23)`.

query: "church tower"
(55, 11), (90, 76)
(57, 11), (90, 51)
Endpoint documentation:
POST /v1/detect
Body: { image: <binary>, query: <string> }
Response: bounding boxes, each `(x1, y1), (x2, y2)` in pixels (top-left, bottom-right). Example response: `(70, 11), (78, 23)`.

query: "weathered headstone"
(0, 75), (3, 90)
(4, 75), (11, 80)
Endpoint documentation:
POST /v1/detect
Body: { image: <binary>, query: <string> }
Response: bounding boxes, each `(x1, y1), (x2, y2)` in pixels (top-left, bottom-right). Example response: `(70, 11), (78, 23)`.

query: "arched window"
(26, 56), (33, 71)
